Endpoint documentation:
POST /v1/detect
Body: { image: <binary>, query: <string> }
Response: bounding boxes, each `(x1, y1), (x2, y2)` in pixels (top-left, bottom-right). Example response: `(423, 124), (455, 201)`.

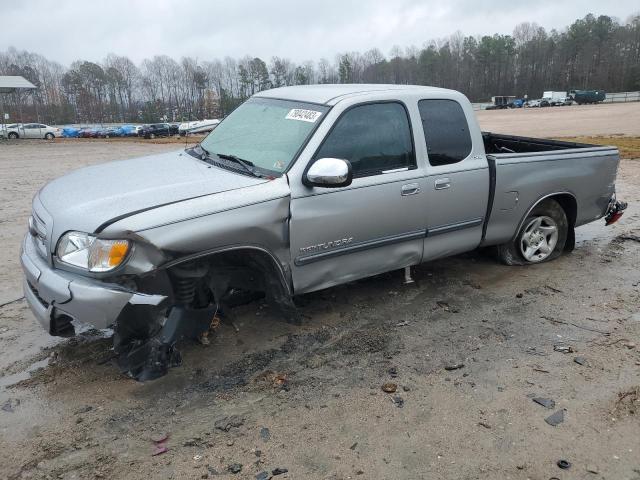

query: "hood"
(38, 149), (269, 241)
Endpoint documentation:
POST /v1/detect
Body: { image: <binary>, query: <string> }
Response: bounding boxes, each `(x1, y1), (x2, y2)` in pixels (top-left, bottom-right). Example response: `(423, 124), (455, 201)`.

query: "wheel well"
(165, 248), (295, 315)
(549, 194), (577, 227)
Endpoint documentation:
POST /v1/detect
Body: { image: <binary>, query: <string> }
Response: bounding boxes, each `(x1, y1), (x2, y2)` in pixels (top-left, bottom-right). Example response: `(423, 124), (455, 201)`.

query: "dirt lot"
(1, 103), (639, 480)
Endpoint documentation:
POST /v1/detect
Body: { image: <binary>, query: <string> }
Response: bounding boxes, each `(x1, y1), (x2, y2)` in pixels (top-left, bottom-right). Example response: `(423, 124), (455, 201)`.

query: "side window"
(418, 99), (472, 166)
(315, 102), (415, 177)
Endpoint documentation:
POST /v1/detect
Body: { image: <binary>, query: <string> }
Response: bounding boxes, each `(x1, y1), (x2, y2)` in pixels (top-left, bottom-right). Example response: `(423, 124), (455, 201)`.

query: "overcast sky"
(3, 0), (639, 65)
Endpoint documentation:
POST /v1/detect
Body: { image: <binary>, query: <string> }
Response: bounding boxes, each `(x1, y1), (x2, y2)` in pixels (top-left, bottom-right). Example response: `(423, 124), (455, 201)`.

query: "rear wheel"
(497, 199), (568, 265)
(44, 133), (54, 140)
(150, 133), (156, 139)
(8, 132), (18, 139)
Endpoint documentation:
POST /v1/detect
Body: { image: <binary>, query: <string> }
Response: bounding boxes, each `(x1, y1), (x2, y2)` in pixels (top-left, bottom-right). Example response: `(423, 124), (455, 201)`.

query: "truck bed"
(480, 132), (620, 247)
(482, 132), (595, 155)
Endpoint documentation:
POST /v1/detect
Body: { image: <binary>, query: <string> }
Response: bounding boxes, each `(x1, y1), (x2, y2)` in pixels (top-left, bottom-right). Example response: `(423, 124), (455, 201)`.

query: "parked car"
(139, 123), (172, 139)
(542, 91), (569, 106)
(525, 99), (542, 107)
(78, 128), (99, 138)
(21, 84), (626, 380)
(96, 126), (123, 138)
(4, 123), (62, 139)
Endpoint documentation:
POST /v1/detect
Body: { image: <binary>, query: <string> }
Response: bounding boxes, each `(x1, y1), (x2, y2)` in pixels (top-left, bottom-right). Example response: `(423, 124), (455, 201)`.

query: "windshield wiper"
(214, 152), (264, 178)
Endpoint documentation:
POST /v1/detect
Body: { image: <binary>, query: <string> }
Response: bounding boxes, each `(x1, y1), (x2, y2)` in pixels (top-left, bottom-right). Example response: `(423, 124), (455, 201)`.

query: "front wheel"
(8, 132), (18, 139)
(497, 199), (568, 265)
(44, 133), (54, 140)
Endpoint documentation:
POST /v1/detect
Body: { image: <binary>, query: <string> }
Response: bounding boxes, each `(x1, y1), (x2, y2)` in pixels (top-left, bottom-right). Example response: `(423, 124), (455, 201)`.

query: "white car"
(525, 99), (542, 107)
(4, 123), (63, 139)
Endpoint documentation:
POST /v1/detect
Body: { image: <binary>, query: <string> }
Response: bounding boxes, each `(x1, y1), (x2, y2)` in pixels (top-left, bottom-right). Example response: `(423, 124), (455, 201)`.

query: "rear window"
(418, 99), (472, 166)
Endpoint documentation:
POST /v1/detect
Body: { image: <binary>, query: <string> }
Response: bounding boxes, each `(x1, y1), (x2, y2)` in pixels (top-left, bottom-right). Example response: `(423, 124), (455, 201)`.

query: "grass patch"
(556, 136), (640, 159)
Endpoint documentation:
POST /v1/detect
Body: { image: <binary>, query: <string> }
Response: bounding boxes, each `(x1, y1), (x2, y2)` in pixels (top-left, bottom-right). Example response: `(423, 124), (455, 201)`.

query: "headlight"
(56, 231), (130, 272)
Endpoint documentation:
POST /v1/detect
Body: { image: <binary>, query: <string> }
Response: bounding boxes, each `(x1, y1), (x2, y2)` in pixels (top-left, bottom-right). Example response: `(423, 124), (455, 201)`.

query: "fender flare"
(511, 191), (578, 242)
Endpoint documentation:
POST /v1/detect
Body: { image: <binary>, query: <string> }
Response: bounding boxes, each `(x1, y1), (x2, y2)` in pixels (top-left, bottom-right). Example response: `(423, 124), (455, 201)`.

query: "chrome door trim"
(427, 217), (483, 236)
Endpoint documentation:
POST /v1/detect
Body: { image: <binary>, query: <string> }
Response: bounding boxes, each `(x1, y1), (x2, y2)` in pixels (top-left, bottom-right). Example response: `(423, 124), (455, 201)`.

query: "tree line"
(1, 13), (639, 125)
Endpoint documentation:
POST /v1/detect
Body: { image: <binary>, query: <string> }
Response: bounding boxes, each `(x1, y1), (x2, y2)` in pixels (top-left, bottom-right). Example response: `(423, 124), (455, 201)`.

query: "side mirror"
(304, 158), (353, 188)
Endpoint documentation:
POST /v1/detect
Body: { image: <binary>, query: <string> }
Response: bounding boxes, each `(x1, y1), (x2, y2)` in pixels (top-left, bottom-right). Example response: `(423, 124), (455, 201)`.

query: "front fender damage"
(112, 251), (300, 382)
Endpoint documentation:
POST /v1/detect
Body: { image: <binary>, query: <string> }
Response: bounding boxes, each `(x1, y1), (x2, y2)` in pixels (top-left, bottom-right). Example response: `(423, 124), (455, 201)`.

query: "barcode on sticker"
(285, 109), (322, 123)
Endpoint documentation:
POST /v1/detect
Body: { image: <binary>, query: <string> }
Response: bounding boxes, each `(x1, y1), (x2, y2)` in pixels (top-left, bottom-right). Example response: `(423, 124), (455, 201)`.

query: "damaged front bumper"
(20, 234), (166, 336)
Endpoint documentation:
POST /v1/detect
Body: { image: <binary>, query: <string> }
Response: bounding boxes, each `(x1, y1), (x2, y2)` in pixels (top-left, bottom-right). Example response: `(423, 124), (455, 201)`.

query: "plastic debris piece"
(574, 356), (588, 366)
(272, 468), (288, 476)
(557, 459), (571, 469)
(554, 345), (574, 353)
(151, 444), (168, 456)
(532, 397), (556, 409)
(227, 463), (243, 474)
(545, 409), (565, 426)
(260, 427), (270, 442)
(444, 363), (465, 371)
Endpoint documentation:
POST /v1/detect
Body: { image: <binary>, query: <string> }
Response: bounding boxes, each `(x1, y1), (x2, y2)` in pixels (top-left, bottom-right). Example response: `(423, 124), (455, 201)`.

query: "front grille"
(29, 209), (48, 259)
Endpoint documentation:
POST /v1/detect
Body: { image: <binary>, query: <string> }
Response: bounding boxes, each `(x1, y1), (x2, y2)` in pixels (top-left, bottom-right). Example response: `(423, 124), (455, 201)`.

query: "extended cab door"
(289, 101), (428, 294)
(417, 99), (489, 261)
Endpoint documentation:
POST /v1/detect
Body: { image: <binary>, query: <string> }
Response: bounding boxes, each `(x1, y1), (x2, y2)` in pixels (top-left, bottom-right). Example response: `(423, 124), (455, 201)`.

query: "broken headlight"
(56, 231), (130, 272)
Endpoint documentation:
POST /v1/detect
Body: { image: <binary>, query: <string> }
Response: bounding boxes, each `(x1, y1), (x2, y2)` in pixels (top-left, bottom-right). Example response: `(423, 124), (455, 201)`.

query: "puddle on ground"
(0, 357), (50, 390)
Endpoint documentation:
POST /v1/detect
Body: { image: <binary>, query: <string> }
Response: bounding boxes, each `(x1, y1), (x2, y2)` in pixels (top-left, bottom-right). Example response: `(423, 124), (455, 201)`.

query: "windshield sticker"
(285, 109), (322, 123)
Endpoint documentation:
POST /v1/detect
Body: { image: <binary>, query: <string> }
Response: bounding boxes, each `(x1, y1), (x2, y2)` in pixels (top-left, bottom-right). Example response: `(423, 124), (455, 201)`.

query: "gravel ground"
(0, 103), (639, 480)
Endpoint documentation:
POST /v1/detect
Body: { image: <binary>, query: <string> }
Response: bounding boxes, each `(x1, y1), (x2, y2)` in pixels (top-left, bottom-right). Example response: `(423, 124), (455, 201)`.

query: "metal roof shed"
(0, 75), (37, 93)
(1, 76), (38, 139)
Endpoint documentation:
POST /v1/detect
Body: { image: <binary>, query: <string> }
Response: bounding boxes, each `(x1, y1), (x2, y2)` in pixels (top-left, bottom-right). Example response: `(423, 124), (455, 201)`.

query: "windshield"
(200, 97), (329, 174)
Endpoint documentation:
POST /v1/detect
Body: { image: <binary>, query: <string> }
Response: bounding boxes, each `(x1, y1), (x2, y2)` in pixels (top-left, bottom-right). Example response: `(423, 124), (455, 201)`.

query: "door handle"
(434, 178), (451, 190)
(401, 183), (420, 196)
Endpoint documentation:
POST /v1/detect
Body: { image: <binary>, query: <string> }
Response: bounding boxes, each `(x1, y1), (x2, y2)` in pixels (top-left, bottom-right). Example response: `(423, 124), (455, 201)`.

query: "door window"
(314, 102), (415, 178)
(418, 99), (472, 166)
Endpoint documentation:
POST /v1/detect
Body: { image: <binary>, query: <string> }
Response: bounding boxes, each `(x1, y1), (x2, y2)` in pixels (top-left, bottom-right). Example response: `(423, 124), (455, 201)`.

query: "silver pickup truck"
(21, 84), (626, 380)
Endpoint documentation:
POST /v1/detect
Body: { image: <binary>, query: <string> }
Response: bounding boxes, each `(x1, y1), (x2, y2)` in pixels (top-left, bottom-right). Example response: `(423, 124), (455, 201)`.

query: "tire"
(150, 133), (155, 139)
(497, 199), (568, 266)
(8, 132), (18, 139)
(44, 133), (54, 140)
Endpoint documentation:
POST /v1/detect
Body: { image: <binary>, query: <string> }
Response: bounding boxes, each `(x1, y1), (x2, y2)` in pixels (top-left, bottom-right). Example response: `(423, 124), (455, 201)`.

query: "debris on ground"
(392, 395), (404, 408)
(586, 465), (599, 474)
(554, 345), (574, 354)
(545, 409), (565, 426)
(151, 444), (168, 456)
(151, 431), (169, 456)
(350, 442), (358, 450)
(532, 397), (556, 409)
(574, 356), (588, 366)
(214, 415), (245, 432)
(227, 463), (243, 474)
(74, 405), (93, 415)
(612, 386), (639, 416)
(382, 382), (397, 393)
(150, 432), (169, 443)
(388, 366), (398, 378)
(623, 341), (636, 349)
(260, 427), (271, 442)
(272, 467), (288, 475)
(444, 363), (465, 371)
(1, 398), (19, 413)
(256, 472), (269, 480)
(516, 292), (524, 298)
(396, 321), (410, 327)
(435, 301), (459, 313)
(478, 421), (492, 429)
(557, 459), (571, 469)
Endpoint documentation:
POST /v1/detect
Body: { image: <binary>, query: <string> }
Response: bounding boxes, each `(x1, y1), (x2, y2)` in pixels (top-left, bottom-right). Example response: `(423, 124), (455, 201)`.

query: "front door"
(289, 101), (427, 294)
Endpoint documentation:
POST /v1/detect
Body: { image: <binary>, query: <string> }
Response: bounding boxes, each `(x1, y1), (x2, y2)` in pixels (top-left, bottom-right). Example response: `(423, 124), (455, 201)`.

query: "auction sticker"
(285, 109), (322, 123)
